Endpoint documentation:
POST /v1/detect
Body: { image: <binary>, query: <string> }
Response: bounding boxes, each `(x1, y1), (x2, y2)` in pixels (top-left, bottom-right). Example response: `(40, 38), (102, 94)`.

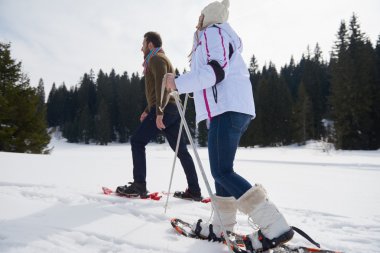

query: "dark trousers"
(130, 103), (201, 194)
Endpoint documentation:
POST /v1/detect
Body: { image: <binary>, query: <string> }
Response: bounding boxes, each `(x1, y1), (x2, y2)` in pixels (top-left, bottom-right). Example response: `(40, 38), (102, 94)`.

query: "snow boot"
(191, 195), (237, 241)
(173, 188), (203, 202)
(116, 182), (148, 198)
(237, 184), (294, 251)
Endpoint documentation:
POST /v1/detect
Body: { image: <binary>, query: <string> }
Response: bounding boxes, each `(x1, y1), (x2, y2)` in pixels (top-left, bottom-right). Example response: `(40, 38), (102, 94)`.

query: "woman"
(164, 0), (293, 251)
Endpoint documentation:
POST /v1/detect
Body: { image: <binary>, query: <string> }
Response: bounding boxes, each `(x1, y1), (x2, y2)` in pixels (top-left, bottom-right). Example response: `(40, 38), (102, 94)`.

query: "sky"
(1, 0), (379, 95)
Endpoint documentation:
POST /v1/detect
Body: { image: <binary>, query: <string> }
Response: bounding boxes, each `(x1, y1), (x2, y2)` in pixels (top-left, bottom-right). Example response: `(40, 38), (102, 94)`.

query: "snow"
(1, 136), (380, 253)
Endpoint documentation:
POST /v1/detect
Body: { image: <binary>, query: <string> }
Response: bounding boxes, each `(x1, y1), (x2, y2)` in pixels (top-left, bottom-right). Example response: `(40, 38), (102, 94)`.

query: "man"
(116, 32), (202, 201)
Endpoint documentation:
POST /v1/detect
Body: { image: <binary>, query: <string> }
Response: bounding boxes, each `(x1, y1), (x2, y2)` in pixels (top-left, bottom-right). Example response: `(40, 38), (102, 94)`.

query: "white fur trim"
(237, 184), (267, 215)
(213, 195), (237, 212)
(192, 195), (237, 237)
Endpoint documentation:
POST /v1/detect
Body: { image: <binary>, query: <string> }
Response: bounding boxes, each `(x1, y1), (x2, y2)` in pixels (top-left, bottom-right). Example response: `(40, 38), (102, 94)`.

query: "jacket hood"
(207, 22), (243, 54)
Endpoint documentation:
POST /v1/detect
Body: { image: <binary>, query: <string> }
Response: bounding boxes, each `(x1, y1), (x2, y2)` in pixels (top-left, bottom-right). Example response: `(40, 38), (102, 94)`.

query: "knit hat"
(201, 0), (230, 29)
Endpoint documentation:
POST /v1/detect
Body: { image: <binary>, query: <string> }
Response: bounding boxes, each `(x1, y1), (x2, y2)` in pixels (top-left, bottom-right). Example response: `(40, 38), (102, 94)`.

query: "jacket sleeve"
(149, 56), (167, 116)
(176, 27), (229, 94)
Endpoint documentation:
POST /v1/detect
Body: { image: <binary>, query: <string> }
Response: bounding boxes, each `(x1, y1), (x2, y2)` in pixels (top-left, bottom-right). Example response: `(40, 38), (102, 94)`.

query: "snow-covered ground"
(1, 136), (380, 253)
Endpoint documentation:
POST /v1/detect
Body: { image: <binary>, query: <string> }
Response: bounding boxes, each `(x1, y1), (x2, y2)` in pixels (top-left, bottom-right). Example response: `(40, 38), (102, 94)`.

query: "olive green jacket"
(144, 53), (175, 115)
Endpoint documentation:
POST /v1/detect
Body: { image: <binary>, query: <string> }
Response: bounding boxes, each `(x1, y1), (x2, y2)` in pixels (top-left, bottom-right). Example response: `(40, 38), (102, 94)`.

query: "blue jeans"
(208, 111), (252, 199)
(131, 103), (201, 194)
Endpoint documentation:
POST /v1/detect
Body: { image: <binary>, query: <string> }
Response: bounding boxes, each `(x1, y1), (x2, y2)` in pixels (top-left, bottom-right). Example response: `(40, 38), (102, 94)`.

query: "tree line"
(1, 14), (379, 153)
(242, 14), (380, 150)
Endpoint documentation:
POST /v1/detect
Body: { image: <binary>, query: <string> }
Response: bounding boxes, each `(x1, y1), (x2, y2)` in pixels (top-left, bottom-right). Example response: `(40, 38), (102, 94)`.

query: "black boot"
(173, 188), (202, 202)
(116, 182), (148, 198)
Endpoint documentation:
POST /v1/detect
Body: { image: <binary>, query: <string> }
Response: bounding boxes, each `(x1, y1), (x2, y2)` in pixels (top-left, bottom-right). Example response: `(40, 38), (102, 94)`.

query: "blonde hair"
(187, 15), (204, 60)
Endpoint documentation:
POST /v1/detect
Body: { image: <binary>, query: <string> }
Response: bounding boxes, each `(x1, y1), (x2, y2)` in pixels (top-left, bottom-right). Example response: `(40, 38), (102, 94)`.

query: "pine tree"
(197, 120), (208, 147)
(330, 21), (351, 148)
(281, 56), (299, 99)
(46, 83), (57, 126)
(248, 54), (261, 99)
(373, 36), (380, 148)
(95, 99), (111, 145)
(55, 83), (69, 127)
(56, 72), (98, 144)
(240, 54), (260, 147)
(0, 42), (50, 153)
(128, 73), (145, 135)
(61, 86), (79, 142)
(330, 15), (377, 149)
(36, 78), (45, 108)
(293, 82), (313, 144)
(297, 45), (329, 140)
(254, 64), (293, 146)
(117, 71), (131, 143)
(249, 55), (259, 76)
(35, 78), (47, 129)
(108, 69), (119, 142)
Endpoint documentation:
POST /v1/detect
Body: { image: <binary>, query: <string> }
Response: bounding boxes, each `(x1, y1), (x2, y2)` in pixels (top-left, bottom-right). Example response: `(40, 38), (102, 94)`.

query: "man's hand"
(140, 111), (148, 122)
(163, 73), (177, 91)
(156, 115), (165, 130)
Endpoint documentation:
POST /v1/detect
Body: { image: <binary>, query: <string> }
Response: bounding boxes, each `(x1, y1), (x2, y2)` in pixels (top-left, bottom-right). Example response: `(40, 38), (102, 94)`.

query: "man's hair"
(144, 32), (162, 48)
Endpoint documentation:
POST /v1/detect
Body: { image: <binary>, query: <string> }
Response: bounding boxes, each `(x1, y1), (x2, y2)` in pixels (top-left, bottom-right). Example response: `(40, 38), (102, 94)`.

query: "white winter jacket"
(175, 22), (256, 124)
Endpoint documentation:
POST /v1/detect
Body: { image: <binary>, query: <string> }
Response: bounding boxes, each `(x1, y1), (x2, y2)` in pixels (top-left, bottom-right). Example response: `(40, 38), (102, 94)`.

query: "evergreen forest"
(1, 15), (379, 153)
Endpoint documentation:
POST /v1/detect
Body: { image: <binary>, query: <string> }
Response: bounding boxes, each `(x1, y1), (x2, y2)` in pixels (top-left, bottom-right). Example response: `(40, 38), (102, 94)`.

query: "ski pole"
(170, 90), (234, 253)
(164, 93), (189, 213)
